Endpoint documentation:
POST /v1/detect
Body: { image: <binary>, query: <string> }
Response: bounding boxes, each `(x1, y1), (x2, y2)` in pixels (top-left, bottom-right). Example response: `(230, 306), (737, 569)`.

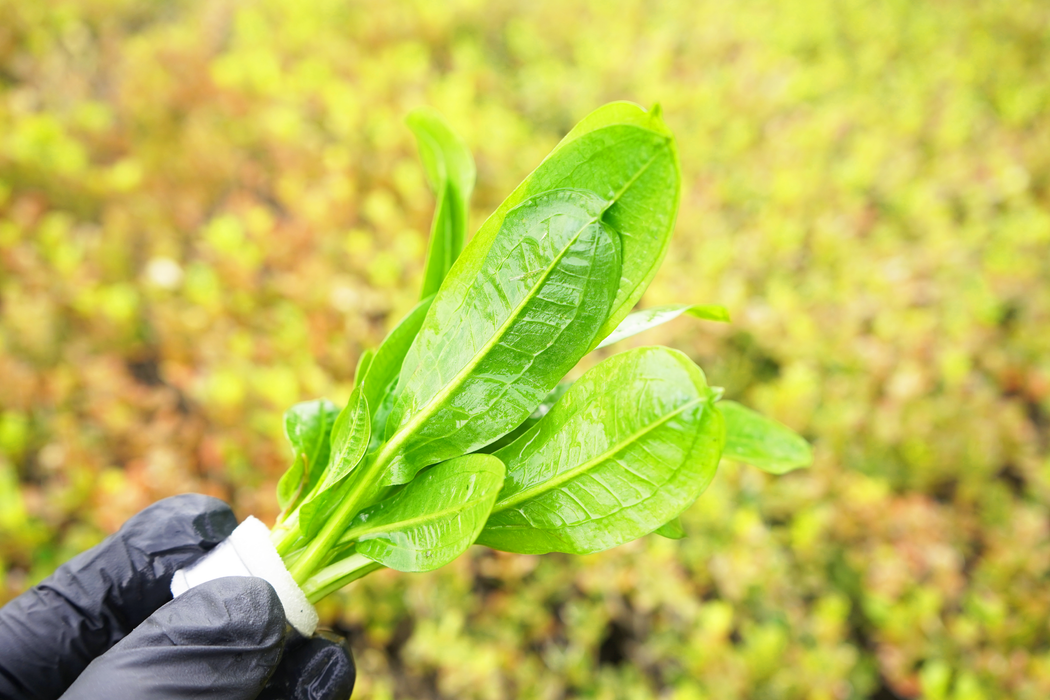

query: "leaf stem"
(301, 552), (384, 604)
(287, 445), (394, 584)
(271, 515), (303, 554)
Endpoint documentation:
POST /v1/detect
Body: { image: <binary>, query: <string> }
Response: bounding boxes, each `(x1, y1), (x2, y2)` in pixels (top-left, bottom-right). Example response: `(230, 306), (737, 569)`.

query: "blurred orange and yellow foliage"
(1, 1), (1049, 698)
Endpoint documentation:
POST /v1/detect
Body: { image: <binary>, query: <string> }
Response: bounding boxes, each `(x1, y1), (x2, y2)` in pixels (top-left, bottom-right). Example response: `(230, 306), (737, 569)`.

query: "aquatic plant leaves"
(298, 388), (371, 537)
(382, 189), (622, 484)
(408, 107), (476, 300)
(596, 304), (730, 349)
(718, 400), (812, 474)
(267, 103), (806, 599)
(276, 399), (339, 517)
(477, 347), (724, 555)
(340, 454), (505, 572)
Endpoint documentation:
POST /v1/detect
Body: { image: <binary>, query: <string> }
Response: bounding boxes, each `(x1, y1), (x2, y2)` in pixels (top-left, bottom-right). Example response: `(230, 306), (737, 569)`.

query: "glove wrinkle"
(59, 578), (287, 700)
(0, 494), (236, 700)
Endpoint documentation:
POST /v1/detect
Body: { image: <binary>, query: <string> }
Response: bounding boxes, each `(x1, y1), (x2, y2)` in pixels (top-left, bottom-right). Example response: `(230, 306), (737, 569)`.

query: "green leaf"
(338, 454), (505, 572)
(718, 400), (812, 474)
(596, 304), (730, 349)
(407, 107), (476, 300)
(477, 381), (572, 454)
(354, 349), (374, 389)
(382, 188), (622, 484)
(299, 388), (371, 536)
(361, 295), (435, 450)
(477, 347), (725, 555)
(459, 102), (679, 350)
(653, 517), (686, 539)
(276, 399), (340, 517)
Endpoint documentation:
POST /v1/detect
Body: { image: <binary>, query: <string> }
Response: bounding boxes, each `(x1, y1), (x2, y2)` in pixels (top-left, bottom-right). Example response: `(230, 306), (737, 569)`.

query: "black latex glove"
(0, 494), (355, 700)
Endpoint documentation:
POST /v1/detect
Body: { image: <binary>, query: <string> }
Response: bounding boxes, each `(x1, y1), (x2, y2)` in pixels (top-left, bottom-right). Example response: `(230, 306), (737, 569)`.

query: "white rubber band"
(171, 516), (319, 637)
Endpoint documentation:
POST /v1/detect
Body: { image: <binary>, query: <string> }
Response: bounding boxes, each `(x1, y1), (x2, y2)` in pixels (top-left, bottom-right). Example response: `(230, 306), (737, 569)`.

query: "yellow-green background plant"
(1, 1), (1048, 698)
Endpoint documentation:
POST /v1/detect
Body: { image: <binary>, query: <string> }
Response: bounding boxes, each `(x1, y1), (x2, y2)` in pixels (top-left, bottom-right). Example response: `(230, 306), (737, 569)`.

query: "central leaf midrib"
(381, 211), (603, 462)
(604, 149), (662, 212)
(491, 396), (706, 514)
(342, 488), (491, 543)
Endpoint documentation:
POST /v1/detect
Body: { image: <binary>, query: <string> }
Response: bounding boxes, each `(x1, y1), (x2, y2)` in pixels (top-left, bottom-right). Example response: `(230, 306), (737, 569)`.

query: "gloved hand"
(0, 494), (355, 700)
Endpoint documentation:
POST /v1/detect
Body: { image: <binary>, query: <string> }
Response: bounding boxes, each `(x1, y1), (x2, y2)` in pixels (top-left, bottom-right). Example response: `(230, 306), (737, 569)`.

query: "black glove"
(0, 494), (355, 700)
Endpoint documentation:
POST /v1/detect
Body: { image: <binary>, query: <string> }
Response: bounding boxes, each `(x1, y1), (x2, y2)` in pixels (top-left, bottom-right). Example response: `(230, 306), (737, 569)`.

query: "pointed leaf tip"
(596, 303), (730, 350)
(719, 400), (812, 474)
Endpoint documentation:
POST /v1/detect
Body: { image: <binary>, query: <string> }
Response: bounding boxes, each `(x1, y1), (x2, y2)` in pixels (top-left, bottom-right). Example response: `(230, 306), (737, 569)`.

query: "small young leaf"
(276, 399), (339, 516)
(653, 517), (686, 539)
(383, 189), (622, 485)
(718, 400), (812, 474)
(339, 454), (505, 572)
(477, 347), (724, 555)
(596, 304), (730, 349)
(407, 107), (476, 300)
(299, 388), (371, 537)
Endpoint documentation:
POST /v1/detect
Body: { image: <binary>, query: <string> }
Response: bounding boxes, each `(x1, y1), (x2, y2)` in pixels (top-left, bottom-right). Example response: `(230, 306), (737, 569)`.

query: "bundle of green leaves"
(268, 103), (812, 602)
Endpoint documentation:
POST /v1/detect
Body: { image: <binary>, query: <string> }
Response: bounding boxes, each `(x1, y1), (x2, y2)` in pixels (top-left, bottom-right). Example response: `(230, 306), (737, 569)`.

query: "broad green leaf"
(276, 399), (339, 517)
(596, 304), (730, 349)
(362, 295), (435, 449)
(407, 108), (476, 299)
(477, 347), (725, 555)
(477, 381), (572, 454)
(338, 454), (505, 572)
(383, 189), (622, 484)
(299, 388), (371, 537)
(458, 102), (679, 351)
(718, 400), (812, 474)
(654, 517), (686, 539)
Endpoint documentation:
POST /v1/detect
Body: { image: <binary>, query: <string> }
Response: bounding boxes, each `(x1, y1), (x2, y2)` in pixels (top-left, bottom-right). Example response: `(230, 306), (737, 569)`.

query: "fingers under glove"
(0, 494), (237, 700)
(259, 631), (356, 700)
(59, 577), (287, 700)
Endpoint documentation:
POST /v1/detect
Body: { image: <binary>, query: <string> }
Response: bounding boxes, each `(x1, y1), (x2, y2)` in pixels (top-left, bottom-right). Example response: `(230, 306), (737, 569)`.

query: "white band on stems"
(171, 516), (319, 637)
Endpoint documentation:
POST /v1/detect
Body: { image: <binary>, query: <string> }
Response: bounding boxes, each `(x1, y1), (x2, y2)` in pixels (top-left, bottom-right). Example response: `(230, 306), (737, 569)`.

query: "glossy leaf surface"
(362, 296), (435, 451)
(596, 304), (731, 349)
(478, 381), (572, 454)
(654, 517), (686, 539)
(459, 102), (679, 349)
(340, 454), (505, 572)
(276, 399), (339, 516)
(478, 347), (724, 555)
(299, 388), (371, 536)
(719, 400), (812, 474)
(408, 107), (476, 299)
(383, 189), (621, 484)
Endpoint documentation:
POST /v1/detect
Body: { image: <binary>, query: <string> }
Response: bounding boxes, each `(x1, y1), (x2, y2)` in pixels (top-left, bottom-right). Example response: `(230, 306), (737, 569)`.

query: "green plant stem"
(280, 545), (304, 571)
(301, 552), (384, 604)
(275, 527), (305, 557)
(271, 515), (302, 553)
(287, 450), (388, 584)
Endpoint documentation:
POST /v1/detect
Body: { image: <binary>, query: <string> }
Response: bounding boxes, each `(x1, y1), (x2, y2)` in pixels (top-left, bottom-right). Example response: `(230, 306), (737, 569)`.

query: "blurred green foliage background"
(1, 0), (1048, 698)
